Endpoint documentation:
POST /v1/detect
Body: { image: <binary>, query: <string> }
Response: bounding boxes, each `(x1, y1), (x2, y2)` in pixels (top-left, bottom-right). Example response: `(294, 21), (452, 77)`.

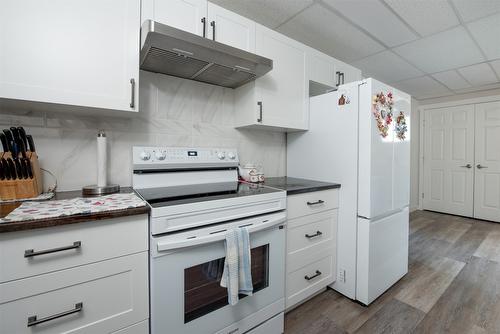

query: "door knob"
(477, 164), (488, 169)
(460, 164), (472, 169)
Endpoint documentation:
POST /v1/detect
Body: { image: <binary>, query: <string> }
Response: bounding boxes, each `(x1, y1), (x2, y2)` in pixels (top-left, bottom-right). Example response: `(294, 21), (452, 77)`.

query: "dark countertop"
(264, 177), (340, 195)
(0, 187), (149, 233)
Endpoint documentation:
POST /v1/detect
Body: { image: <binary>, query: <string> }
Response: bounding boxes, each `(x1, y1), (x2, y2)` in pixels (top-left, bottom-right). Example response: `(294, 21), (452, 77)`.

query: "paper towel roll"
(97, 131), (107, 187)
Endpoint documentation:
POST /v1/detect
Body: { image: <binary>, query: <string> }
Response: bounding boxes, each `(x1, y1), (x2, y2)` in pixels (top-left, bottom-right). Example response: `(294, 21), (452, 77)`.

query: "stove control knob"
(217, 152), (226, 160)
(155, 151), (166, 161)
(139, 151), (151, 161)
(227, 152), (236, 160)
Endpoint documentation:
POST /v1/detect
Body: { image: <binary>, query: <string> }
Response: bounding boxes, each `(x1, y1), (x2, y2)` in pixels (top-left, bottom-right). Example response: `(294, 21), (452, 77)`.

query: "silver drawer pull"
(304, 270), (322, 281)
(24, 241), (82, 258)
(307, 200), (324, 206)
(305, 230), (323, 239)
(27, 302), (83, 327)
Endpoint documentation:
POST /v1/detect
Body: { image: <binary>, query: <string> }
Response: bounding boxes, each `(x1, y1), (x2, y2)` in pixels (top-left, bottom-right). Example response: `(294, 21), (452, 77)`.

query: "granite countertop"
(264, 177), (341, 195)
(0, 187), (149, 233)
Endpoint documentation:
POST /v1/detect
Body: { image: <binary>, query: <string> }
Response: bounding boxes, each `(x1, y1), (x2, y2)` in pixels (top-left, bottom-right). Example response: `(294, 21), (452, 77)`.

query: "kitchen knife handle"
(1, 159), (11, 180)
(201, 17), (207, 38)
(130, 78), (135, 109)
(24, 158), (33, 178)
(210, 20), (216, 41)
(18, 127), (28, 147)
(26, 135), (36, 152)
(0, 133), (7, 152)
(257, 101), (263, 123)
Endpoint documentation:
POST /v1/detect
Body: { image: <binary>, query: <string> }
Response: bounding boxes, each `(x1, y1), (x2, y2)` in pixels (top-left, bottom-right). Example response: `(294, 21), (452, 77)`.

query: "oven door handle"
(156, 215), (286, 252)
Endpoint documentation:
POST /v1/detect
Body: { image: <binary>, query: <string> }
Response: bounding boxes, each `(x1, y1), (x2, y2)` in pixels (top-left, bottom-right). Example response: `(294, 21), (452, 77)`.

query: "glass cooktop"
(135, 181), (283, 208)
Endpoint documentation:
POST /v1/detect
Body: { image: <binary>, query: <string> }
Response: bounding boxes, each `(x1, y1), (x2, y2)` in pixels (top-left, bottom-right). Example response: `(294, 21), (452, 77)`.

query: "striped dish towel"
(220, 227), (253, 305)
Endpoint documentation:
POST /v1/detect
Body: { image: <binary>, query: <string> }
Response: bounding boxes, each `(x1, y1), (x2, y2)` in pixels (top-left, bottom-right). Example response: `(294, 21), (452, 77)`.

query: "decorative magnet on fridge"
(395, 111), (408, 140)
(372, 91), (393, 138)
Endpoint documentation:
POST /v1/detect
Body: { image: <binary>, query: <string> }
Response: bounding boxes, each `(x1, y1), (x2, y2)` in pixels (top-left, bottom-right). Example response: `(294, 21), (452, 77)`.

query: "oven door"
(150, 212), (286, 334)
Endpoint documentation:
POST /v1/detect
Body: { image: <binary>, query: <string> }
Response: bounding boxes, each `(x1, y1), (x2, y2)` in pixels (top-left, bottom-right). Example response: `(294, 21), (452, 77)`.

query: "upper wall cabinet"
(142, 1), (255, 52)
(306, 48), (336, 89)
(141, 0), (207, 36)
(234, 25), (308, 132)
(0, 0), (141, 112)
(207, 3), (256, 52)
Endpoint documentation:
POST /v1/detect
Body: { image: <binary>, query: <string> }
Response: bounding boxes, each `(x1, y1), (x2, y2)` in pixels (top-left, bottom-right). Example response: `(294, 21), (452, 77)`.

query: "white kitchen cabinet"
(335, 59), (363, 86)
(285, 189), (338, 310)
(141, 0), (207, 36)
(0, 214), (149, 333)
(207, 2), (256, 51)
(235, 24), (308, 131)
(306, 48), (337, 89)
(0, 0), (140, 112)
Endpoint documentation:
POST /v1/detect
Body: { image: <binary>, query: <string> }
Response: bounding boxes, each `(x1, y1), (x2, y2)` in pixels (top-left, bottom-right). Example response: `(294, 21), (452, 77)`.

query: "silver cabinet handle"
(340, 72), (345, 85)
(305, 230), (323, 239)
(336, 71), (341, 86)
(130, 78), (136, 109)
(257, 101), (263, 123)
(27, 302), (83, 327)
(210, 21), (216, 41)
(460, 164), (472, 168)
(307, 200), (324, 206)
(201, 17), (207, 38)
(24, 241), (81, 258)
(477, 164), (488, 169)
(304, 270), (322, 281)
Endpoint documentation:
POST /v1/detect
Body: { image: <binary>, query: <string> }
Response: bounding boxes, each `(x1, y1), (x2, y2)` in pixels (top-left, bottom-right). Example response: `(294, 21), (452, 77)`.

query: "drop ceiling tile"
(322, 0), (418, 47)
(383, 0), (459, 36)
(277, 4), (385, 62)
(208, 0), (314, 29)
(393, 26), (484, 73)
(393, 76), (451, 99)
(353, 51), (422, 83)
(431, 70), (471, 90)
(491, 59), (500, 77)
(452, 0), (500, 22)
(467, 13), (500, 60)
(458, 63), (498, 86)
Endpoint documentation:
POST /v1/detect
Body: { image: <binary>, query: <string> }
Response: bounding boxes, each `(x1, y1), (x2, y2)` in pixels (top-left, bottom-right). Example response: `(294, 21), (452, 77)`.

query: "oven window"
(184, 244), (269, 323)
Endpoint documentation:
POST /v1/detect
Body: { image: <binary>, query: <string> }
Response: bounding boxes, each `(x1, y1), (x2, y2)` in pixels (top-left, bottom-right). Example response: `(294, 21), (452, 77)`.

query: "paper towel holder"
(82, 131), (120, 196)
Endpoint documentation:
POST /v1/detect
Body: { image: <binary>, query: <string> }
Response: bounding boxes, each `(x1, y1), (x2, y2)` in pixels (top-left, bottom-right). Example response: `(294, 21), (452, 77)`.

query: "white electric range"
(132, 146), (286, 334)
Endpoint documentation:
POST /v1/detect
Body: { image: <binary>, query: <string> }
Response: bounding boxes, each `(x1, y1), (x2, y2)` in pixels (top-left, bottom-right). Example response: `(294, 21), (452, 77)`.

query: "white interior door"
(423, 105), (474, 216)
(474, 102), (500, 222)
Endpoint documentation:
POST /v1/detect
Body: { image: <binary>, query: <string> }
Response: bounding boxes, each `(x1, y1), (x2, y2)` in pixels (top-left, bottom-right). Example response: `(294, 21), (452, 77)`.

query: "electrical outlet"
(339, 269), (346, 283)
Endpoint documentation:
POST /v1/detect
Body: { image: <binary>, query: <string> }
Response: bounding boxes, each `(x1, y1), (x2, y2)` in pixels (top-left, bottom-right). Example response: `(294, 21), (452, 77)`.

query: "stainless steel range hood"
(140, 20), (273, 89)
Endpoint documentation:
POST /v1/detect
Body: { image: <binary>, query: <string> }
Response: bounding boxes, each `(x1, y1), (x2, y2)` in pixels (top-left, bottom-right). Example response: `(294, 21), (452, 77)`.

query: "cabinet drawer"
(287, 189), (338, 220)
(286, 254), (334, 309)
(0, 252), (148, 334)
(0, 214), (148, 283)
(287, 210), (337, 254)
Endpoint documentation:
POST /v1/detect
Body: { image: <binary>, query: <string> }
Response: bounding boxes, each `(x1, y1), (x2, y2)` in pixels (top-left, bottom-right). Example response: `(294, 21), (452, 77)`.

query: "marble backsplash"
(0, 71), (286, 191)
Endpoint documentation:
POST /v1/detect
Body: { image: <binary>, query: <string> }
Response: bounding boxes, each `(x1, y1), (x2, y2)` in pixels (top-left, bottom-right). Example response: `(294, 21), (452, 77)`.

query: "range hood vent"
(140, 20), (272, 89)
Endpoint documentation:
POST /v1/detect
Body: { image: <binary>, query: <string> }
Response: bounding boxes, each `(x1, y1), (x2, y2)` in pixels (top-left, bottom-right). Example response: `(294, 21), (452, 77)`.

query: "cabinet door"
(255, 25), (308, 130)
(474, 102), (500, 222)
(0, 0), (140, 112)
(142, 0), (207, 36)
(207, 3), (255, 51)
(335, 60), (362, 86)
(306, 48), (336, 88)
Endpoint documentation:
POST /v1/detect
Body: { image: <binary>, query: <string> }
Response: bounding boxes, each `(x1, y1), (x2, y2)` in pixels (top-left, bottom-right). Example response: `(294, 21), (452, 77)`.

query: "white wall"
(410, 98), (420, 211)
(0, 71), (286, 191)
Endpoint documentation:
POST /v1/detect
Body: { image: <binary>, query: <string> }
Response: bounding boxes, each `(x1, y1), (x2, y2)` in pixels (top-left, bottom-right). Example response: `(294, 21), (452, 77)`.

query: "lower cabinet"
(285, 190), (339, 309)
(0, 215), (149, 333)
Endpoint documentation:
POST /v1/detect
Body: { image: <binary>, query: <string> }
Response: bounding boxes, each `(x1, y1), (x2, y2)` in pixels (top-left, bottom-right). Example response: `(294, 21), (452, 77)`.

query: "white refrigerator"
(287, 78), (411, 305)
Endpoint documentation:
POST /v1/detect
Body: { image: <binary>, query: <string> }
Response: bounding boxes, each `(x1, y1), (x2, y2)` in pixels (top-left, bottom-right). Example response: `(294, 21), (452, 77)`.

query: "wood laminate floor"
(284, 210), (500, 334)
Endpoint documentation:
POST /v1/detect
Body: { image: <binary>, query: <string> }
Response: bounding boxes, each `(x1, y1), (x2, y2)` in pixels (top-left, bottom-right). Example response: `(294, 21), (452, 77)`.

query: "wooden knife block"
(0, 151), (43, 200)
